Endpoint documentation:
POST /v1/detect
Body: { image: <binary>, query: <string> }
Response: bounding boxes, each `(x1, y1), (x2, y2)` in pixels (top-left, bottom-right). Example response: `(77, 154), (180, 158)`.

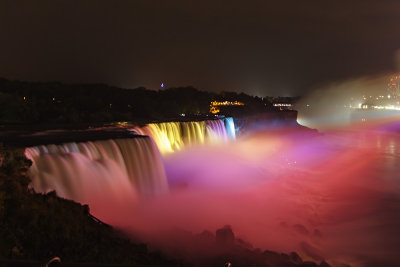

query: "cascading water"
(223, 117), (236, 139)
(20, 116), (400, 265)
(205, 120), (227, 142)
(136, 122), (185, 154)
(135, 118), (236, 154)
(24, 118), (236, 202)
(25, 137), (168, 202)
(23, 118), (238, 246)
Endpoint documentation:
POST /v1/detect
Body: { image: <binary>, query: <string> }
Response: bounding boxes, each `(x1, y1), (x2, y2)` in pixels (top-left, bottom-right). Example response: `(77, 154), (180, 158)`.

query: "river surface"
(26, 124), (400, 267)
(125, 127), (400, 267)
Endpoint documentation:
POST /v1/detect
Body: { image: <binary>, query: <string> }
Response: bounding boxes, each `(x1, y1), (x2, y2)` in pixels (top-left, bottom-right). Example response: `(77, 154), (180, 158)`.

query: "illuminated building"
(354, 74), (400, 111)
(273, 103), (293, 110)
(351, 74), (400, 122)
(210, 106), (220, 114)
(209, 100), (244, 114)
(388, 75), (400, 99)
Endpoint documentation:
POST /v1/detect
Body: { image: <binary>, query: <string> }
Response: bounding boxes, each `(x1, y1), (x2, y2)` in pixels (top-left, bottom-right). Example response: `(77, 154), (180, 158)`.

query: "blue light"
(224, 117), (236, 139)
(160, 82), (164, 88)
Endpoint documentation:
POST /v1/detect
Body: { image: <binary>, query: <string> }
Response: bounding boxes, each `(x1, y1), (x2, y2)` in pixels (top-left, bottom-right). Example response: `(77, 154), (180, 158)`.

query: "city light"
(209, 100), (244, 114)
(348, 74), (400, 112)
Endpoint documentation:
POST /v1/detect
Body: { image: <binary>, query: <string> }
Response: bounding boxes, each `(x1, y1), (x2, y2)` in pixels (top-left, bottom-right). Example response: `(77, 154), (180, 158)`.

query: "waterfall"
(25, 137), (168, 203)
(136, 122), (185, 153)
(24, 118), (236, 208)
(224, 117), (236, 139)
(205, 119), (228, 142)
(135, 118), (236, 154)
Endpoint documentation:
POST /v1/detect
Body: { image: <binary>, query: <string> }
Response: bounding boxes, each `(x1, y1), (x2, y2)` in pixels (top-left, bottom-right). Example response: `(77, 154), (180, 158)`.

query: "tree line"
(0, 78), (297, 124)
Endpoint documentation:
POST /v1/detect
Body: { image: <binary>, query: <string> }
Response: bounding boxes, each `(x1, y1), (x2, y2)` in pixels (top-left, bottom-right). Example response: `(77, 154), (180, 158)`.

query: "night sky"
(1, 0), (400, 96)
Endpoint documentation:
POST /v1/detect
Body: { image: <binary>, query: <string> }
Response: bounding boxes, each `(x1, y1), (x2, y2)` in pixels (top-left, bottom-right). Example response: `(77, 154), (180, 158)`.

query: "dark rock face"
(142, 224), (337, 267)
(299, 242), (325, 261)
(0, 148), (176, 265)
(300, 262), (319, 267)
(263, 250), (282, 262)
(216, 225), (235, 246)
(319, 261), (331, 267)
(290, 252), (303, 264)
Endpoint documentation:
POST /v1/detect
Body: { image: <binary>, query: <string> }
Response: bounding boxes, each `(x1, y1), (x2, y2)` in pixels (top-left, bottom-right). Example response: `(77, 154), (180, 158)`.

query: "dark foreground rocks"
(1, 148), (333, 267)
(148, 225), (333, 267)
(0, 148), (177, 266)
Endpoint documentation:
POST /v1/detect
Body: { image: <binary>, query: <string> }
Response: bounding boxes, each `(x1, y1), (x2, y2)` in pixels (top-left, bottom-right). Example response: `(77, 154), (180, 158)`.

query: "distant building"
(209, 100), (244, 114)
(388, 75), (400, 99)
(273, 103), (293, 110)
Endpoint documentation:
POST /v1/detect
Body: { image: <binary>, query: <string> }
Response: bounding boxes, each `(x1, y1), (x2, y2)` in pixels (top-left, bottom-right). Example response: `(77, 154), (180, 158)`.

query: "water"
(127, 129), (400, 267)
(134, 118), (236, 154)
(25, 119), (400, 266)
(24, 118), (235, 223)
(25, 137), (168, 220)
(223, 117), (236, 139)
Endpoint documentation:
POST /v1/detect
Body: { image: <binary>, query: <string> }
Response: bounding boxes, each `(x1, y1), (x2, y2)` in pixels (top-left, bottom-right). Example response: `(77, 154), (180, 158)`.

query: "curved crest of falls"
(135, 118), (236, 154)
(25, 137), (168, 203)
(24, 118), (236, 200)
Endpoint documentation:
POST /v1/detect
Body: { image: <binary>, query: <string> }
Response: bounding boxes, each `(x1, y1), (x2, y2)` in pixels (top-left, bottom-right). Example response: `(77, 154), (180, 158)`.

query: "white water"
(25, 137), (168, 220)
(24, 118), (400, 266)
(134, 118), (236, 153)
(126, 129), (400, 267)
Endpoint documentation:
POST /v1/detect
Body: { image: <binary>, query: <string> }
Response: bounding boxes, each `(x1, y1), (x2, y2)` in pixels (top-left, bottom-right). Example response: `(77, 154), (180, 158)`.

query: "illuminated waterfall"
(205, 119), (228, 142)
(136, 122), (185, 153)
(224, 117), (236, 139)
(135, 118), (236, 154)
(24, 118), (236, 208)
(25, 137), (168, 203)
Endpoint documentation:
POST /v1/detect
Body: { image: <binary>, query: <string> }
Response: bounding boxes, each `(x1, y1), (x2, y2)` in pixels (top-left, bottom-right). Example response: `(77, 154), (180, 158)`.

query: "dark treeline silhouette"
(0, 78), (298, 124)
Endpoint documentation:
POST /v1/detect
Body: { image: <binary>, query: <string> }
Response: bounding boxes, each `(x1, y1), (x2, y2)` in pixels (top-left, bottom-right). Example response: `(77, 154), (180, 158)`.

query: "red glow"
(113, 127), (399, 266)
(27, 123), (400, 266)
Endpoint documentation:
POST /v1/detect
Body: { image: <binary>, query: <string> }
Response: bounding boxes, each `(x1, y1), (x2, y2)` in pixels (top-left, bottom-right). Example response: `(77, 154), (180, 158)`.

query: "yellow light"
(210, 106), (220, 114)
(138, 121), (208, 154)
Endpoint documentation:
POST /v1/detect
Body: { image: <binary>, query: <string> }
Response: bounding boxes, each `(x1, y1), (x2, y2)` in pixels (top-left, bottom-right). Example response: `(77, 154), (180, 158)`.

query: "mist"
(99, 128), (400, 267)
(25, 123), (400, 267)
(296, 75), (392, 130)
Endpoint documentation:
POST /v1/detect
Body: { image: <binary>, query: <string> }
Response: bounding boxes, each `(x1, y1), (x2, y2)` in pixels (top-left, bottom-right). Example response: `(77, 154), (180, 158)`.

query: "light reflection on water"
(25, 125), (400, 267)
(138, 129), (400, 267)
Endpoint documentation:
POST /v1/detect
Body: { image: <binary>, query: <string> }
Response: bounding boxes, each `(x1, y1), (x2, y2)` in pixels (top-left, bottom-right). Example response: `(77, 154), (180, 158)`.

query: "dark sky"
(1, 0), (400, 96)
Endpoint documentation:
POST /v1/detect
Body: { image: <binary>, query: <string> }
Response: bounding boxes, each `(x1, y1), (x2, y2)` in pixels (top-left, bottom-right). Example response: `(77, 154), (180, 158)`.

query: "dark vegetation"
(0, 77), (297, 125)
(0, 148), (176, 265)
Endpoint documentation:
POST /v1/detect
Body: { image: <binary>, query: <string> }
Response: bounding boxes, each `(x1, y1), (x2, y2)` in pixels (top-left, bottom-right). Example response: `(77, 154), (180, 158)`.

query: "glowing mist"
(24, 118), (400, 266)
(126, 128), (400, 267)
